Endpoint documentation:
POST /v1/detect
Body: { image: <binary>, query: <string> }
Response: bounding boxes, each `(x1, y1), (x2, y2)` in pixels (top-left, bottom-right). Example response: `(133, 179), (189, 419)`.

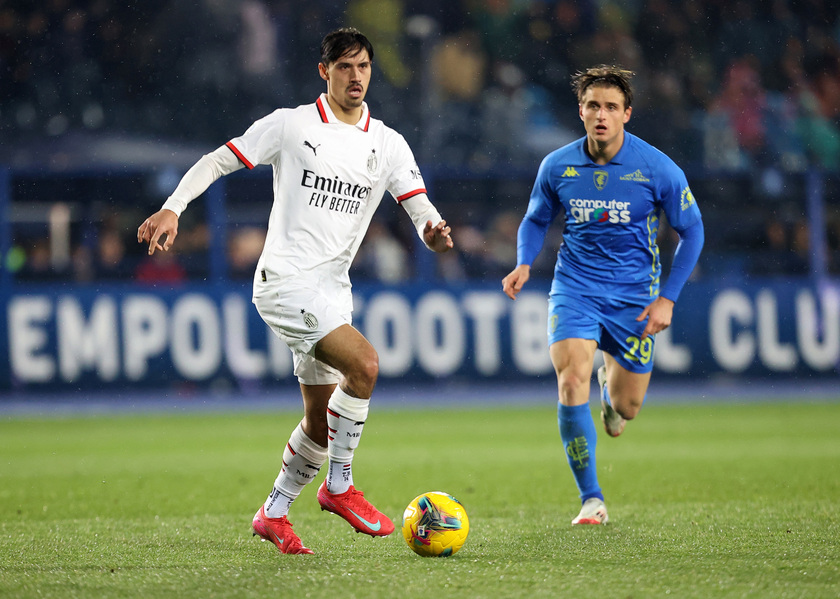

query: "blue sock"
(558, 402), (603, 503)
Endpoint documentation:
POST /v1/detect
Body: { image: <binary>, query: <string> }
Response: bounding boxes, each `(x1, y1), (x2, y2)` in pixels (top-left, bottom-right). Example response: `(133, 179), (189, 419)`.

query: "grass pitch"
(1, 399), (838, 598)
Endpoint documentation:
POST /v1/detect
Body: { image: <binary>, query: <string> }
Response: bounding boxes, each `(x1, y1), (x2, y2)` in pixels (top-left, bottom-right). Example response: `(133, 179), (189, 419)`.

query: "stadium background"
(2, 0), (839, 402)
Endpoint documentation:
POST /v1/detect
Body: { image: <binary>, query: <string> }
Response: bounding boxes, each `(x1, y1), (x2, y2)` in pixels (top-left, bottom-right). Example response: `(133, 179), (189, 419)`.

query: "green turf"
(1, 400), (838, 598)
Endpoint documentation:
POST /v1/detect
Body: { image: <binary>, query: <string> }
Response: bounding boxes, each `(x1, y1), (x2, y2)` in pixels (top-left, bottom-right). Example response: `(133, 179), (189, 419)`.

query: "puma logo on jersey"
(304, 141), (320, 155)
(561, 167), (580, 177)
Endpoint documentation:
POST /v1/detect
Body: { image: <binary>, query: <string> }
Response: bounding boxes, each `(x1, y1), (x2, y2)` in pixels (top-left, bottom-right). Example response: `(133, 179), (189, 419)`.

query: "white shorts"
(292, 353), (342, 386)
(253, 276), (349, 385)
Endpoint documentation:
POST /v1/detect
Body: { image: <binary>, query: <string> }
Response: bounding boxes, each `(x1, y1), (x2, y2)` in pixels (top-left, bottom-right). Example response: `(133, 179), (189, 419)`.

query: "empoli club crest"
(593, 170), (608, 190)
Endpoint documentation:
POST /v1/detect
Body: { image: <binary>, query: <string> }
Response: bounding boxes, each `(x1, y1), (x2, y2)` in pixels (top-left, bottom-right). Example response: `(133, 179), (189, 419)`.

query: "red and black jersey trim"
(225, 141), (255, 169)
(315, 96), (370, 131)
(316, 97), (329, 123)
(395, 189), (427, 203)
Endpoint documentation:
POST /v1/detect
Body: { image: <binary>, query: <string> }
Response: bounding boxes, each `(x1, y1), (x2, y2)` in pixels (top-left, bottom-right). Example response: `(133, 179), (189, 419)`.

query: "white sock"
(264, 423), (327, 518)
(264, 487), (293, 518)
(325, 387), (370, 495)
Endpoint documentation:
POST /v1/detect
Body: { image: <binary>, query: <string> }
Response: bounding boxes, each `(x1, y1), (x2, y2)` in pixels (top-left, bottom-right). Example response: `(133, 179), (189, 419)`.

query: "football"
(401, 491), (469, 557)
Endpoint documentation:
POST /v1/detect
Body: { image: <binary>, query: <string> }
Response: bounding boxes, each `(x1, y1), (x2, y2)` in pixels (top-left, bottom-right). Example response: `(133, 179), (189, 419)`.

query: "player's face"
(319, 48), (372, 116)
(579, 85), (631, 148)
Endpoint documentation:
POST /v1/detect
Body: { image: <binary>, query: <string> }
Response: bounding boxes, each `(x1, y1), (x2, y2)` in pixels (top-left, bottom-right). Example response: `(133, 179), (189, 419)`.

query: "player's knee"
(347, 349), (379, 397)
(614, 397), (643, 420)
(359, 352), (379, 388)
(556, 369), (589, 398)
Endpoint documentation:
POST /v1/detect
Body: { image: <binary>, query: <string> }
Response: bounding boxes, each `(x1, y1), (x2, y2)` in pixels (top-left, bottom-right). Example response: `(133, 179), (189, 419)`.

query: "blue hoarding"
(2, 279), (839, 394)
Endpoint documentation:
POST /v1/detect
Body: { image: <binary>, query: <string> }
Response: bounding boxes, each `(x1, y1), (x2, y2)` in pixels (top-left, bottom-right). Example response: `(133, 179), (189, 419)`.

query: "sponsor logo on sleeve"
(680, 187), (695, 211)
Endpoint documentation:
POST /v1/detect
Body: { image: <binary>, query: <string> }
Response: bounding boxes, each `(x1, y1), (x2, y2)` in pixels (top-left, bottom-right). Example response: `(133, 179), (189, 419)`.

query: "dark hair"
(571, 65), (635, 108)
(320, 27), (374, 66)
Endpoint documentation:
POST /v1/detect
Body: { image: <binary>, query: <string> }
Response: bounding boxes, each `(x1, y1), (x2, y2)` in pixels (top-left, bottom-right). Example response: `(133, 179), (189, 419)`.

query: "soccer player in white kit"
(137, 28), (453, 554)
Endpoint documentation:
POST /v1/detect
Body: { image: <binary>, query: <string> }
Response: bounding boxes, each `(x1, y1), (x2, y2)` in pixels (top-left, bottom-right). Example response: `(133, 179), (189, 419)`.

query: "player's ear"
(318, 62), (329, 82)
(623, 106), (632, 124)
(578, 103), (584, 121)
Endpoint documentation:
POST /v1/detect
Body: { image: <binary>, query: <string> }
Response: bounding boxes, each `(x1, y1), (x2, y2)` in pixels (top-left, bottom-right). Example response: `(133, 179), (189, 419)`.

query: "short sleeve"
(657, 159), (701, 231)
(226, 109), (286, 169)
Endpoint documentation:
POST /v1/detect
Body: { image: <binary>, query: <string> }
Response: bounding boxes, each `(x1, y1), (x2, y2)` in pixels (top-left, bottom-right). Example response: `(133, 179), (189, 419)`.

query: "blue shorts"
(547, 290), (655, 373)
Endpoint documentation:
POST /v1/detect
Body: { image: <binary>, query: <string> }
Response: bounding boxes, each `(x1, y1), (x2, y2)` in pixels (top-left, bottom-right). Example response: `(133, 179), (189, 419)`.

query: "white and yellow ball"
(401, 491), (469, 557)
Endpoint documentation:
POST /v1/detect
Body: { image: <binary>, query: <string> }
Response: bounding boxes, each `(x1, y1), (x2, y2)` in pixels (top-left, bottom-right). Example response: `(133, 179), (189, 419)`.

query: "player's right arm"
(502, 264), (530, 300)
(502, 210), (549, 300)
(502, 155), (560, 300)
(137, 208), (179, 255)
(137, 145), (244, 255)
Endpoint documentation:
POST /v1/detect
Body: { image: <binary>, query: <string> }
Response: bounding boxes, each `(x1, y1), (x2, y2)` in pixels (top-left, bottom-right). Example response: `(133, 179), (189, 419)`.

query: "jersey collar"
(316, 94), (371, 132)
(575, 133), (630, 166)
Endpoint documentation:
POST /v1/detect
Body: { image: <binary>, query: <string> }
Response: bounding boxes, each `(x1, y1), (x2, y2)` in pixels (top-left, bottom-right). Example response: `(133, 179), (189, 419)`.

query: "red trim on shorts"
(395, 188), (427, 203)
(225, 141), (254, 169)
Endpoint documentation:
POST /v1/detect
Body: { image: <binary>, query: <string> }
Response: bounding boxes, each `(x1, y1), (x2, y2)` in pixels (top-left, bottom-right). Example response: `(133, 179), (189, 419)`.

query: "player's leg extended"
(312, 325), (394, 536)
(266, 396), (331, 519)
(551, 338), (608, 523)
(253, 386), (331, 555)
(598, 301), (656, 436)
(601, 352), (651, 421)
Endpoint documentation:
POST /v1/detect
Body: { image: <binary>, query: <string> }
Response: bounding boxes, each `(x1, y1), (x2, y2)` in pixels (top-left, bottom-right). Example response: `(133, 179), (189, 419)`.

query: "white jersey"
(226, 94), (426, 312)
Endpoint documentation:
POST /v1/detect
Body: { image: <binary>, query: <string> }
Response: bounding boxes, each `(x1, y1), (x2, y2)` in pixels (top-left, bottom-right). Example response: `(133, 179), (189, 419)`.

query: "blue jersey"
(518, 132), (702, 303)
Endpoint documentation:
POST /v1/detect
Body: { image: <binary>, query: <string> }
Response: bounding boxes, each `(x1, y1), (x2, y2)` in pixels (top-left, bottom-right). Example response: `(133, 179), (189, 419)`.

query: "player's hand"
(424, 219), (453, 253)
(137, 209), (179, 255)
(502, 264), (530, 300)
(637, 296), (675, 339)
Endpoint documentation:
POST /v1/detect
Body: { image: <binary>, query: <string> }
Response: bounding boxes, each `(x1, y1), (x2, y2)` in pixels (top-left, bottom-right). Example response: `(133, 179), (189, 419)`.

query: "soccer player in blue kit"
(502, 66), (704, 524)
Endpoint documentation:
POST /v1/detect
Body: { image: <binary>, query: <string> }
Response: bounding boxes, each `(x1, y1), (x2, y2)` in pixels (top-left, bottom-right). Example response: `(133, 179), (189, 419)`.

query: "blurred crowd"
(3, 0), (840, 283)
(3, 0), (840, 169)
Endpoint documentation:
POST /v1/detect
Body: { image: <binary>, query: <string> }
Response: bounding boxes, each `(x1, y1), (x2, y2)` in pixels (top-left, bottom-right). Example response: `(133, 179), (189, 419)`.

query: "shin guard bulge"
(325, 387), (370, 494)
(265, 423), (327, 518)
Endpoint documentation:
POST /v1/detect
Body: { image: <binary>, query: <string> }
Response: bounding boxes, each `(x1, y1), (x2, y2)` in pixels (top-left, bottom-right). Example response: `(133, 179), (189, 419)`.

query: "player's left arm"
(638, 217), (705, 338)
(638, 160), (705, 338)
(636, 296), (674, 340)
(400, 193), (453, 253)
(389, 133), (453, 253)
